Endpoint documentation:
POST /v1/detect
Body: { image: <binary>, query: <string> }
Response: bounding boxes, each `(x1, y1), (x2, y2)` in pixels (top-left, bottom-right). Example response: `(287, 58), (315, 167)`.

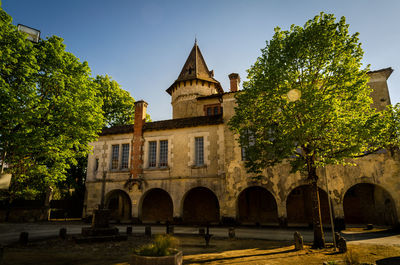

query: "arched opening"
(105, 189), (131, 221)
(344, 183), (397, 226)
(237, 186), (278, 225)
(141, 188), (173, 223)
(182, 187), (220, 224)
(286, 185), (331, 226)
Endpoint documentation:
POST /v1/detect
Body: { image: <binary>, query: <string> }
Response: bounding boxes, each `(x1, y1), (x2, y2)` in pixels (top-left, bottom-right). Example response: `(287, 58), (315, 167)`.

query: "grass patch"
(133, 234), (179, 257)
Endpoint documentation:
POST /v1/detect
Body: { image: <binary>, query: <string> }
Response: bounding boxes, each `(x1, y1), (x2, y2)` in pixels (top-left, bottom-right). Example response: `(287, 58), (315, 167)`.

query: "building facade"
(84, 42), (399, 228)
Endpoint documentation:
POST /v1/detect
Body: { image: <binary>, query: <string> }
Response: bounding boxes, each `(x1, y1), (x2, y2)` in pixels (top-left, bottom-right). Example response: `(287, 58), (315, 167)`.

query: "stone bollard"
(334, 232), (341, 244)
(59, 228), (67, 240)
(145, 225), (152, 237)
(19, 232), (29, 246)
(0, 244), (3, 263)
(204, 233), (212, 247)
(337, 237), (347, 253)
(294, 231), (304, 250)
(204, 225), (213, 247)
(228, 227), (235, 239)
(199, 228), (205, 235)
(166, 225), (174, 235)
(126, 226), (132, 235)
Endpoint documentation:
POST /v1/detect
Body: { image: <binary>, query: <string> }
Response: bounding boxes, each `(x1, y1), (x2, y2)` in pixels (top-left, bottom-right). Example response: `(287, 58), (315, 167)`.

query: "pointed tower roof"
(166, 41), (223, 95)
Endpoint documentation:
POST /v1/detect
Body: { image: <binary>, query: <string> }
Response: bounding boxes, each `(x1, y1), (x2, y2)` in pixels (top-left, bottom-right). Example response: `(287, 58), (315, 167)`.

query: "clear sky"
(3, 0), (400, 121)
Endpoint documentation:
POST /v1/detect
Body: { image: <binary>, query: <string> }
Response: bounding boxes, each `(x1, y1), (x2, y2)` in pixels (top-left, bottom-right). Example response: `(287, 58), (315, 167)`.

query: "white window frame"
(121, 143), (130, 169)
(109, 142), (131, 171)
(111, 144), (120, 170)
(194, 137), (204, 166)
(159, 140), (169, 167)
(143, 135), (173, 169)
(148, 141), (157, 168)
(188, 132), (210, 167)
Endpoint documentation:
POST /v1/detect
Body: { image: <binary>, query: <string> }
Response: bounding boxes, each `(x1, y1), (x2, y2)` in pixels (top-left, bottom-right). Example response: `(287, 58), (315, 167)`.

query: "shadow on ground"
(376, 256), (400, 265)
(183, 248), (296, 264)
(342, 229), (399, 242)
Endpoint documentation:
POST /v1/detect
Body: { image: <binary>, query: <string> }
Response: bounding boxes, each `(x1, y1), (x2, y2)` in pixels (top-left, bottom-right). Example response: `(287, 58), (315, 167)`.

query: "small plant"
(133, 234), (179, 257)
(344, 249), (361, 265)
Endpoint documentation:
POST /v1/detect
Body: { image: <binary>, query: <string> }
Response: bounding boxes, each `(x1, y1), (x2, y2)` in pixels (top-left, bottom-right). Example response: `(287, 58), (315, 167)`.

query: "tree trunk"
(311, 178), (325, 248)
(0, 151), (6, 174)
(307, 157), (326, 248)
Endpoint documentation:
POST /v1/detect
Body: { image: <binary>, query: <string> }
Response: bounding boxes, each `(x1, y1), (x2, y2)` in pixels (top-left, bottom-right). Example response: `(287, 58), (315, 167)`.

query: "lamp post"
(324, 168), (337, 251)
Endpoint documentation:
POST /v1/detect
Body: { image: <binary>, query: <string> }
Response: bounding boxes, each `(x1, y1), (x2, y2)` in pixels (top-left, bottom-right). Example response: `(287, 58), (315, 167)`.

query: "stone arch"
(140, 188), (173, 223)
(343, 183), (397, 226)
(105, 189), (131, 221)
(237, 186), (278, 225)
(182, 186), (220, 224)
(286, 185), (332, 226)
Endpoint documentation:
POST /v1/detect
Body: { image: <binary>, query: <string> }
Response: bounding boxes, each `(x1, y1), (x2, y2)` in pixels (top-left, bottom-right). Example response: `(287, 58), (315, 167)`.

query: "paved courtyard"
(1, 222), (399, 246)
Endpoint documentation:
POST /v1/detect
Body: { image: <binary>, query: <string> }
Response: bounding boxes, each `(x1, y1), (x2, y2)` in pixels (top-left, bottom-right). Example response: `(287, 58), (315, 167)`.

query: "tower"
(166, 41), (224, 119)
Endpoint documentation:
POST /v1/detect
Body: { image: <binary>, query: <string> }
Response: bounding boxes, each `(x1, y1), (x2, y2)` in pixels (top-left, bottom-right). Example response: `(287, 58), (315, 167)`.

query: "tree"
(0, 7), (38, 175)
(229, 13), (395, 248)
(0, 7), (104, 199)
(63, 75), (147, 200)
(94, 75), (136, 127)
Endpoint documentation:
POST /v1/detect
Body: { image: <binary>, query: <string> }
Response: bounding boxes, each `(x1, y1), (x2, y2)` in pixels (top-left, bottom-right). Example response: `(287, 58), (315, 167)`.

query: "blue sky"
(3, 0), (400, 121)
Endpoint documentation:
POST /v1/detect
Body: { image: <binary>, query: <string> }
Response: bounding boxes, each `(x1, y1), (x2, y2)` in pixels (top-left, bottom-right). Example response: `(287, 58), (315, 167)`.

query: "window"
(110, 143), (130, 170)
(241, 147), (247, 161)
(195, 137), (204, 166)
(95, 158), (99, 172)
(213, 106), (219, 115)
(121, 144), (130, 169)
(159, 140), (168, 167)
(146, 139), (169, 168)
(204, 104), (222, 116)
(148, 141), (157, 167)
(111, 145), (119, 169)
(241, 129), (255, 161)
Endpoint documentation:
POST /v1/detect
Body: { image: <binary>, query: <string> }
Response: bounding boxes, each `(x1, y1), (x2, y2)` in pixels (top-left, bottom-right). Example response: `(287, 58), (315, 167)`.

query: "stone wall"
(84, 68), (399, 228)
(171, 81), (219, 119)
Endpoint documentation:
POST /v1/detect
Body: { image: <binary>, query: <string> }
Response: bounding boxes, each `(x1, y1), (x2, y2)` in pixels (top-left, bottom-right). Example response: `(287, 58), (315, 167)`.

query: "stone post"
(145, 225), (152, 237)
(59, 228), (67, 239)
(126, 226), (132, 235)
(44, 186), (53, 220)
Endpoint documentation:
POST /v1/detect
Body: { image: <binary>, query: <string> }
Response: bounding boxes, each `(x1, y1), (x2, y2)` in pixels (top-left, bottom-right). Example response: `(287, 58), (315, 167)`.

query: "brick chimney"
(130, 100), (148, 179)
(229, 73), (240, 92)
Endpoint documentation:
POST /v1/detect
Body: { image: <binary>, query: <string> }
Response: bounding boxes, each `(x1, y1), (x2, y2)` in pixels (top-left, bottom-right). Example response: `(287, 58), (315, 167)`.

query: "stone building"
(83, 42), (399, 228)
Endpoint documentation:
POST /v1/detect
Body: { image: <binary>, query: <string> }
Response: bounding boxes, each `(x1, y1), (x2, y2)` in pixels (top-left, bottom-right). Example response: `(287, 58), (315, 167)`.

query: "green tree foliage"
(229, 13), (397, 248)
(0, 8), (103, 199)
(94, 75), (136, 127)
(64, 75), (147, 201)
(94, 74), (151, 128)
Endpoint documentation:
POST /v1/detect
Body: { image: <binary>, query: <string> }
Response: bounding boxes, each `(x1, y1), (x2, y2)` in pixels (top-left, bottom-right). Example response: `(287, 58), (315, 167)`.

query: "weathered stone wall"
(85, 133), (133, 216)
(84, 68), (399, 227)
(171, 81), (219, 119)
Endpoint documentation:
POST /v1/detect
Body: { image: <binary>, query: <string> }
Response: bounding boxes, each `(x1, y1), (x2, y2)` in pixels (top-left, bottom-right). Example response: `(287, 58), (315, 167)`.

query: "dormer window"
(204, 104), (222, 116)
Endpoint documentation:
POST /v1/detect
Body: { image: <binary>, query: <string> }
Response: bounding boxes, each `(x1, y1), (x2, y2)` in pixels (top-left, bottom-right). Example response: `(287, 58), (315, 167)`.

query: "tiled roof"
(100, 124), (134, 135)
(143, 114), (223, 131)
(367, 67), (393, 79)
(367, 67), (393, 74)
(197, 91), (237, 100)
(166, 41), (223, 95)
(100, 115), (224, 135)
